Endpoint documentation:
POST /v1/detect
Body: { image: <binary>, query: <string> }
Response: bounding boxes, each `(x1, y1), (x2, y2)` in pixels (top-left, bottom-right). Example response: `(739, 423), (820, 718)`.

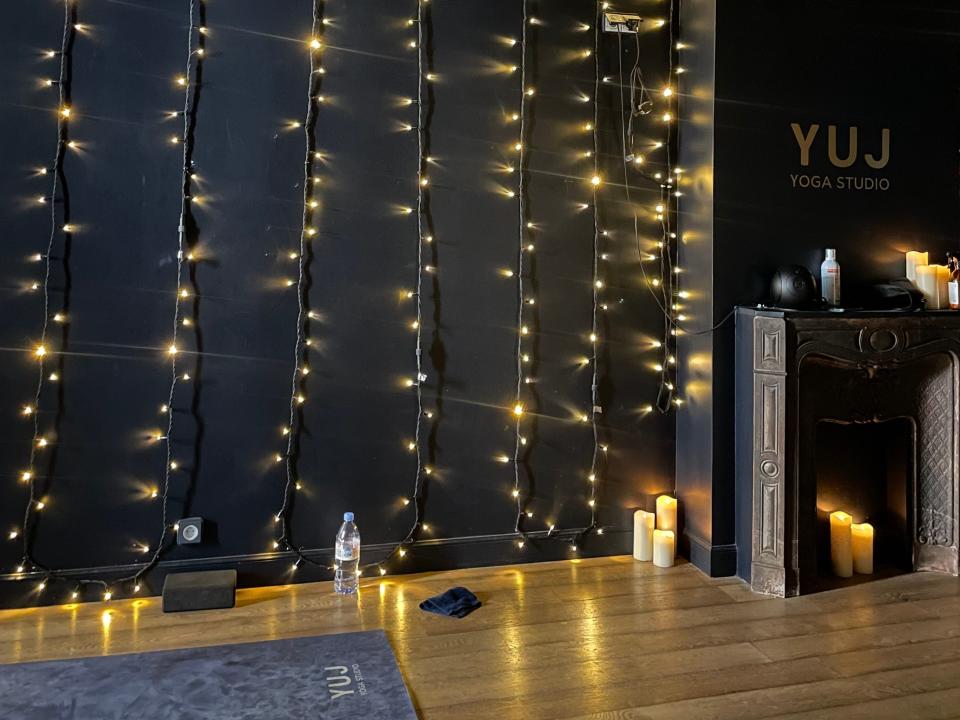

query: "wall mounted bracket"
(603, 11), (643, 33)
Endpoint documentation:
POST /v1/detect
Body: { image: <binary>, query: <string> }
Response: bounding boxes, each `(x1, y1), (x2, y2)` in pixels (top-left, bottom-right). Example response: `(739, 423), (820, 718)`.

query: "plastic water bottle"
(334, 512), (360, 595)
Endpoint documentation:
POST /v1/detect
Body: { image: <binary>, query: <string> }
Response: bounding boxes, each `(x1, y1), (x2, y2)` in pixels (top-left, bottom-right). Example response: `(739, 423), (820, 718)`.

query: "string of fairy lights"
(274, 0), (436, 580)
(10, 0), (207, 601)
(13, 0), (77, 591)
(584, 6), (607, 543)
(4, 1), (682, 603)
(508, 4), (614, 554)
(509, 0), (534, 544)
(271, 0), (326, 572)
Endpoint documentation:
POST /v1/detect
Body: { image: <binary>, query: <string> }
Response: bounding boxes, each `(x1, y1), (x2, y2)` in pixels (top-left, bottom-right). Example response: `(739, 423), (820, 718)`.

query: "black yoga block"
(162, 569), (237, 613)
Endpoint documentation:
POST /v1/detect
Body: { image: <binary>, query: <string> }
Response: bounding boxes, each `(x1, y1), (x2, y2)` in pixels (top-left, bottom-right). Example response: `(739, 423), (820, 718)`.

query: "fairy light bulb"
(310, 38), (322, 50)
(590, 175), (601, 186)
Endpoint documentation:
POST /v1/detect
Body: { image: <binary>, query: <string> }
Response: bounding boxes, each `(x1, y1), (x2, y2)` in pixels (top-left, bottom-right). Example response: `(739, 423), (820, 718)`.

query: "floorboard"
(0, 556), (957, 719)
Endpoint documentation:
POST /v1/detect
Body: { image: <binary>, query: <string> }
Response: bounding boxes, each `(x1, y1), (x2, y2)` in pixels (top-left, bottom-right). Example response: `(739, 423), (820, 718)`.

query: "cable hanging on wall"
(10, 0), (208, 603)
(582, 2), (608, 548)
(612, 3), (681, 414)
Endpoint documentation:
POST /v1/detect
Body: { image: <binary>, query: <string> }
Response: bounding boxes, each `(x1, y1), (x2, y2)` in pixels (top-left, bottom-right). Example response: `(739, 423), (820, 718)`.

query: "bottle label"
(336, 545), (354, 561)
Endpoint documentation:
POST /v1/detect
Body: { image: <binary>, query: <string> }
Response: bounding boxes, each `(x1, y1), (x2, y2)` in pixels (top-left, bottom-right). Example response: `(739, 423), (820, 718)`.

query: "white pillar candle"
(653, 529), (675, 568)
(937, 265), (952, 308)
(905, 251), (928, 283)
(830, 511), (853, 578)
(851, 522), (874, 575)
(633, 510), (655, 561)
(656, 495), (677, 533)
(917, 265), (944, 309)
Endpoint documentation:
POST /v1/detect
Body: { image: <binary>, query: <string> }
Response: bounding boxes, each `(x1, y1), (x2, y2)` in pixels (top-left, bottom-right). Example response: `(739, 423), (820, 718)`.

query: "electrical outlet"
(177, 517), (204, 545)
(603, 11), (643, 33)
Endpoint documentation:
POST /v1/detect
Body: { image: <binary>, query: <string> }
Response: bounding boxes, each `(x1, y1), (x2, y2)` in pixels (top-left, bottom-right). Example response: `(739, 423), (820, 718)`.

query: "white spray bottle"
(821, 248), (841, 307)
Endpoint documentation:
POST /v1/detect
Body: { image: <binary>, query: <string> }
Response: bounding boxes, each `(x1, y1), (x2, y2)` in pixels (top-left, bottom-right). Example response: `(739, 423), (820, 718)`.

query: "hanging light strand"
(278, 1), (436, 581)
(141, 0), (208, 586)
(402, 0), (430, 550)
(13, 0), (206, 602)
(361, 0), (434, 576)
(274, 0), (325, 560)
(510, 0), (532, 542)
(16, 0), (76, 584)
(582, 3), (605, 543)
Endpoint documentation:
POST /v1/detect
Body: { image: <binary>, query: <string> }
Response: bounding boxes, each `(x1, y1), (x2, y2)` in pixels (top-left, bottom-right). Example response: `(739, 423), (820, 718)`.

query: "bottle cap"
(343, 512), (354, 522)
(825, 248), (836, 259)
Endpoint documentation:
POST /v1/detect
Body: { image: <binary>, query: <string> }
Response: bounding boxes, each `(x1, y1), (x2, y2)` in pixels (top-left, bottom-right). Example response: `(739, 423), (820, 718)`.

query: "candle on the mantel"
(917, 265), (947, 309)
(830, 510), (853, 578)
(653, 529), (675, 568)
(936, 265), (952, 308)
(851, 522), (874, 575)
(905, 251), (928, 283)
(633, 510), (655, 562)
(656, 494), (677, 533)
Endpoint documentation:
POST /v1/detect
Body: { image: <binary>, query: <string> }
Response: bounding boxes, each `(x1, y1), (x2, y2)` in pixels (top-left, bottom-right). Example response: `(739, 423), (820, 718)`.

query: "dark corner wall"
(0, 0), (677, 607)
(677, 0), (960, 576)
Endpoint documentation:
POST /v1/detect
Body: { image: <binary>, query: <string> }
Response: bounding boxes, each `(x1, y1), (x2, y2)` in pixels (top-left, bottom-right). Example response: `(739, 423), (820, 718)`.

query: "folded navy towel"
(419, 586), (482, 618)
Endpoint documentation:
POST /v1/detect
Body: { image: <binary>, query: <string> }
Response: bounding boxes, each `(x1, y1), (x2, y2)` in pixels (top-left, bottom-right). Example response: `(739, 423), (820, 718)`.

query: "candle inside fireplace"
(905, 251), (928, 283)
(851, 522), (874, 574)
(829, 510), (853, 578)
(653, 529), (675, 568)
(656, 494), (677, 533)
(633, 510), (655, 562)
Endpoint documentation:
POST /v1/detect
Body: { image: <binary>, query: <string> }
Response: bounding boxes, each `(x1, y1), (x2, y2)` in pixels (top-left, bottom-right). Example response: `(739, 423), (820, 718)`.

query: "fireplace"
(735, 307), (960, 596)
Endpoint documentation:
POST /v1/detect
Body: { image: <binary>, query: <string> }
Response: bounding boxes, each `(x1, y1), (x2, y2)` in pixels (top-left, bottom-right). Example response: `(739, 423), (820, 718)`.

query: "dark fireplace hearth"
(735, 307), (960, 596)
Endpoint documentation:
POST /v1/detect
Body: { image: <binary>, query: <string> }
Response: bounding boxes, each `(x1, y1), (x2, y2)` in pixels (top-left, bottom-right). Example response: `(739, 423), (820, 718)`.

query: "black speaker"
(770, 265), (819, 308)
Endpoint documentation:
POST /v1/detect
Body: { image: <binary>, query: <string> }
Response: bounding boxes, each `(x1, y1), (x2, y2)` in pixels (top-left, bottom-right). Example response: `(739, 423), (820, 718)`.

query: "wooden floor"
(1, 557), (959, 719)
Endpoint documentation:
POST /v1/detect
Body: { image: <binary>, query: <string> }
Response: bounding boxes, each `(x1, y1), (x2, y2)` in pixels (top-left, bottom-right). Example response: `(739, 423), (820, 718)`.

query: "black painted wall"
(0, 0), (676, 607)
(677, 0), (960, 576)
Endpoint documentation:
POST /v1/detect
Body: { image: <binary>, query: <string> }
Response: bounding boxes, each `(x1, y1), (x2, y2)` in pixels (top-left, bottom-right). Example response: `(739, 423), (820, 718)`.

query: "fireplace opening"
(809, 418), (915, 592)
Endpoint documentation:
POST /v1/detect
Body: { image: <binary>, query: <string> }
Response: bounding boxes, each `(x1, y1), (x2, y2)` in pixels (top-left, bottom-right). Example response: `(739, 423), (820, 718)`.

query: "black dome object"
(770, 265), (819, 308)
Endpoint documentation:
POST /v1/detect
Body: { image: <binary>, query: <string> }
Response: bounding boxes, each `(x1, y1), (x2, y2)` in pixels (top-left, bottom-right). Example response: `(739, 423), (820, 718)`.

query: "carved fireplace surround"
(735, 307), (960, 597)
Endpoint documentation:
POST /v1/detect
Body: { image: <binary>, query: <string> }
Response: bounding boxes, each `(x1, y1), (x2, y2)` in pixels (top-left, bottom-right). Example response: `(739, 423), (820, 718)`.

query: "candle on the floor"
(653, 529), (675, 568)
(905, 251), (928, 283)
(656, 494), (677, 533)
(633, 510), (655, 562)
(830, 510), (853, 578)
(851, 522), (874, 575)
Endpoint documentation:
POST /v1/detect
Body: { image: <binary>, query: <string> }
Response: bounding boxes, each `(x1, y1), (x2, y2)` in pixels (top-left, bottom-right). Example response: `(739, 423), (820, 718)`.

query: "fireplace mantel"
(734, 306), (960, 596)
